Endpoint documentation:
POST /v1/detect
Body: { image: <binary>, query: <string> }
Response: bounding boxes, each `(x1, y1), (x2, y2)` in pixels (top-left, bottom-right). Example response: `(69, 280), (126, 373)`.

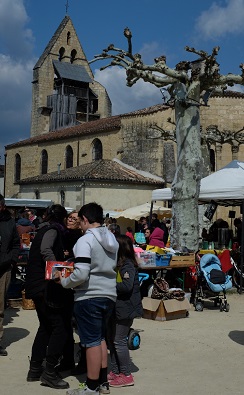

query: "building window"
(70, 49), (77, 64)
(60, 190), (65, 206)
(59, 47), (65, 61)
(41, 149), (48, 174)
(92, 139), (103, 161)
(67, 31), (71, 45)
(65, 145), (73, 168)
(15, 153), (21, 182)
(210, 148), (215, 172)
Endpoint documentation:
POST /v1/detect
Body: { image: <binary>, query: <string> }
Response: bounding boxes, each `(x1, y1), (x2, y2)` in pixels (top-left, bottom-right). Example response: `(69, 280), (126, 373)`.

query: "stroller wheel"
(195, 302), (204, 312)
(127, 328), (140, 350)
(224, 303), (230, 312)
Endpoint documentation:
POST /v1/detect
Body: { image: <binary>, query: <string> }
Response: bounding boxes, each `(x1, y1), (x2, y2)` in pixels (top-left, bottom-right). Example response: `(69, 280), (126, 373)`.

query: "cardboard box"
(142, 297), (190, 321)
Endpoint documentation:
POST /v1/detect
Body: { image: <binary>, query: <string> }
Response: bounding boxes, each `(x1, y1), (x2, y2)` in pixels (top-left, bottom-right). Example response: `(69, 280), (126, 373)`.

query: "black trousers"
(30, 295), (74, 364)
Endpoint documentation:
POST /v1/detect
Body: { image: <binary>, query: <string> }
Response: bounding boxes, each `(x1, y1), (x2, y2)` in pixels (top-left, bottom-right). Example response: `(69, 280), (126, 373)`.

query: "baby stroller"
(194, 253), (232, 312)
(127, 272), (149, 350)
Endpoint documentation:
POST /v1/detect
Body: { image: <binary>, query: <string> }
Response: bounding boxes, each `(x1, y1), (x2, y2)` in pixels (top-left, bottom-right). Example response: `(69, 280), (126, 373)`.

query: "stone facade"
(31, 16), (111, 137)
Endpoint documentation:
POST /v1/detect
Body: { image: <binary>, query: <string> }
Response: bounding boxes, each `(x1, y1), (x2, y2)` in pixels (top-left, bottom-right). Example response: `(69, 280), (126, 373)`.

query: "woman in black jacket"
(107, 234), (143, 388)
(0, 195), (20, 356)
(25, 204), (73, 390)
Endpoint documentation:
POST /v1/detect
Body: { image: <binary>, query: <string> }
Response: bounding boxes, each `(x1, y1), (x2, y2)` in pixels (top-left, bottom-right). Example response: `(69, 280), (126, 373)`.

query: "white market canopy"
(113, 202), (171, 221)
(152, 160), (244, 207)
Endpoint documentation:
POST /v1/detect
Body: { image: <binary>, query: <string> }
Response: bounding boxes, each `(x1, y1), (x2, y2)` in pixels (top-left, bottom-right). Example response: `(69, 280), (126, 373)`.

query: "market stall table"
(139, 257), (196, 291)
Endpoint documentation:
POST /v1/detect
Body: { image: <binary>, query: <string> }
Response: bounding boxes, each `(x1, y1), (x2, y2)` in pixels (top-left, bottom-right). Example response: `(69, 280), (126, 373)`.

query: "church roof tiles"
(18, 159), (164, 186)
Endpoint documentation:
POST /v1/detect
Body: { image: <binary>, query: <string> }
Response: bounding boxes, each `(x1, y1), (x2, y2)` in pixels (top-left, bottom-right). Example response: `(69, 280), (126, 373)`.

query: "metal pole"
(149, 201), (154, 227)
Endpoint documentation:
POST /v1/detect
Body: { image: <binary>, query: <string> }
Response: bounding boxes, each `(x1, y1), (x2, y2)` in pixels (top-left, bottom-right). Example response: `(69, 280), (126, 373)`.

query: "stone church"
(4, 15), (244, 218)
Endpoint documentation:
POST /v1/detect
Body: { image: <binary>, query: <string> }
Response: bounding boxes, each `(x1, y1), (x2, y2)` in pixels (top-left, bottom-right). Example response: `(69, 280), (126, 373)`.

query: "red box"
(45, 261), (74, 280)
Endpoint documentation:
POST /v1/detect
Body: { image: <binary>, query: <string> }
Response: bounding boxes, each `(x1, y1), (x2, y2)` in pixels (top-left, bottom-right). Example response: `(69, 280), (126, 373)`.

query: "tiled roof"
(211, 90), (244, 99)
(18, 159), (164, 185)
(6, 116), (121, 148)
(120, 103), (170, 117)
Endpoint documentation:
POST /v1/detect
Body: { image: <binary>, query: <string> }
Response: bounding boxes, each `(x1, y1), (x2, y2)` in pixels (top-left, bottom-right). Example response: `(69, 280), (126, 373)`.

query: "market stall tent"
(113, 202), (171, 221)
(152, 160), (244, 206)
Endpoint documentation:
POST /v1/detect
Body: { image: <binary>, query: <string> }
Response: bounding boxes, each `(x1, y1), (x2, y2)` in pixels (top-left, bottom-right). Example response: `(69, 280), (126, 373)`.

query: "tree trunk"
(171, 82), (202, 250)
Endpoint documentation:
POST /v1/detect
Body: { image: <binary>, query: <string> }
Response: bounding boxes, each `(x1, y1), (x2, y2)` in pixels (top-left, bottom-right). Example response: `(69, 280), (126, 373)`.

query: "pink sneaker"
(107, 371), (119, 382)
(109, 373), (134, 387)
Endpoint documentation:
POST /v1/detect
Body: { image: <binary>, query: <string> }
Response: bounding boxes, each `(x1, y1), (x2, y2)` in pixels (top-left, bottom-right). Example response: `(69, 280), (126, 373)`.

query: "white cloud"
(94, 67), (163, 115)
(0, 0), (35, 163)
(195, 0), (244, 39)
(0, 0), (34, 59)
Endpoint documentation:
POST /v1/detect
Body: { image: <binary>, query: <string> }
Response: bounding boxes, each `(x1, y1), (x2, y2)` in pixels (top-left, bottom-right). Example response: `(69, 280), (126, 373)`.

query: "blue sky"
(1, 0), (244, 164)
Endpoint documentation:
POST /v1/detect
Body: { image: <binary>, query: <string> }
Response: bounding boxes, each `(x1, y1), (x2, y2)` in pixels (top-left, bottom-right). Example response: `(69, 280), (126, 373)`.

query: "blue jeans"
(74, 297), (115, 347)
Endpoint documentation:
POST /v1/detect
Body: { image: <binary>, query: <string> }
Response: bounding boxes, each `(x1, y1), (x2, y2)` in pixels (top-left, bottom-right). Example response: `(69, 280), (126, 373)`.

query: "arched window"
(210, 148), (215, 172)
(92, 139), (103, 161)
(70, 49), (77, 64)
(60, 190), (65, 206)
(41, 149), (48, 174)
(65, 145), (73, 168)
(67, 32), (71, 45)
(59, 47), (65, 61)
(15, 153), (21, 182)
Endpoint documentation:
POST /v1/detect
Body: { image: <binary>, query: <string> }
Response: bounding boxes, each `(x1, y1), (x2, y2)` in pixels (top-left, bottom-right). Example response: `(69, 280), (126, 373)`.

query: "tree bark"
(171, 82), (202, 250)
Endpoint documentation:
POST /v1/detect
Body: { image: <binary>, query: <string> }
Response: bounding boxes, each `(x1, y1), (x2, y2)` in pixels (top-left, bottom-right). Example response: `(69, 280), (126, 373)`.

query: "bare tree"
(89, 28), (244, 250)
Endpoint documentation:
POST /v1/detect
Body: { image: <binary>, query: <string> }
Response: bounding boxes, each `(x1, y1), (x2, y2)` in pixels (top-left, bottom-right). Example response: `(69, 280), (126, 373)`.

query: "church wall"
(120, 108), (175, 180)
(92, 81), (112, 118)
(201, 96), (244, 131)
(18, 181), (156, 213)
(4, 129), (122, 197)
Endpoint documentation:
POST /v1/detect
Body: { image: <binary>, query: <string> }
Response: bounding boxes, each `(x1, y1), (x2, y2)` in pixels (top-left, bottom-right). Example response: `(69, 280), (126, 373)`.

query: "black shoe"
(0, 345), (7, 356)
(27, 360), (44, 381)
(41, 370), (69, 389)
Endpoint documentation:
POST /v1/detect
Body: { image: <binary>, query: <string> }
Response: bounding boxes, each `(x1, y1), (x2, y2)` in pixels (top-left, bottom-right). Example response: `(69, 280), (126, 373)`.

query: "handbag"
(151, 277), (169, 299)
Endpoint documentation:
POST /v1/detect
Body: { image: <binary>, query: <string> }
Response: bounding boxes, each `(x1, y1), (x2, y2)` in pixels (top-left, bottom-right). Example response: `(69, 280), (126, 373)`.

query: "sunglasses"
(68, 216), (78, 222)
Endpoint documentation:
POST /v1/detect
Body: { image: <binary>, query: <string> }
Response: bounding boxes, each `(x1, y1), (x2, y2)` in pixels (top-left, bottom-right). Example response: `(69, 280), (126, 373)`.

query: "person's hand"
(54, 270), (62, 284)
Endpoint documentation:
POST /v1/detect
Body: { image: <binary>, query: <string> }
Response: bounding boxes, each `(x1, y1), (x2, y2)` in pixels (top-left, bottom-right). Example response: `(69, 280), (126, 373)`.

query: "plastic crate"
(139, 252), (156, 266)
(156, 253), (172, 266)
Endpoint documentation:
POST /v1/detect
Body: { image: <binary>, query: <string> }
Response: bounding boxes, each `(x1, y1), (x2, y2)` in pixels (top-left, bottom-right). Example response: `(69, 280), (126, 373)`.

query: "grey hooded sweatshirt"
(61, 226), (119, 302)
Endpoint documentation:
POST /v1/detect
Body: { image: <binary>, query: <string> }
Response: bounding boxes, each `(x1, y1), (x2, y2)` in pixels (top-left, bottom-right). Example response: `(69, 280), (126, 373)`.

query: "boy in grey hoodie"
(58, 202), (118, 395)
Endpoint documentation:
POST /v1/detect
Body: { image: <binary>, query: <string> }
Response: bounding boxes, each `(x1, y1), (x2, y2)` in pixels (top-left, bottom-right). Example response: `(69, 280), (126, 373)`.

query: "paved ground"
(1, 291), (244, 395)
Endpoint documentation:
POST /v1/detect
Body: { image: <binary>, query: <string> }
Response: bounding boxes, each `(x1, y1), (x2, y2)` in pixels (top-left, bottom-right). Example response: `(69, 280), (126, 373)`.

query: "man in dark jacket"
(0, 194), (20, 356)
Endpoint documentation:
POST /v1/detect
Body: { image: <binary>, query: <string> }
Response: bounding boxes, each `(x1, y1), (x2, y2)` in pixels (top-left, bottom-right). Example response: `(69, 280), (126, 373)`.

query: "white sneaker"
(99, 382), (110, 394)
(66, 383), (99, 395)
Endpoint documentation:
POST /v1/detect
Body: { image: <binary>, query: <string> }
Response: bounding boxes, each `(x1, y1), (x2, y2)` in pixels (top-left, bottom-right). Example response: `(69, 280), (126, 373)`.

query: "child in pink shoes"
(108, 371), (134, 387)
(106, 235), (143, 388)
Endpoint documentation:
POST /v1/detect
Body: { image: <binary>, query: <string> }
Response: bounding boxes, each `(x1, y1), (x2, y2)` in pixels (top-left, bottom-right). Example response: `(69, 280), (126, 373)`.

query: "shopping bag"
(134, 231), (146, 244)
